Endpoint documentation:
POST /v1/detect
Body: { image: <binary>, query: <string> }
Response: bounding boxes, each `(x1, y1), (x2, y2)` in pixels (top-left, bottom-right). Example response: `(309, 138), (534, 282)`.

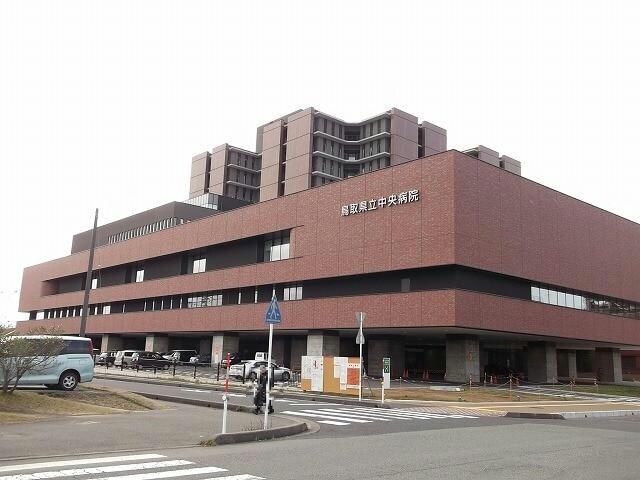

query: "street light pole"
(79, 208), (98, 337)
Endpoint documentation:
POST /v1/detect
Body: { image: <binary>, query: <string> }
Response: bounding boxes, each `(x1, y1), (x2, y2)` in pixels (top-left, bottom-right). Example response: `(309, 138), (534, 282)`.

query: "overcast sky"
(1, 1), (639, 326)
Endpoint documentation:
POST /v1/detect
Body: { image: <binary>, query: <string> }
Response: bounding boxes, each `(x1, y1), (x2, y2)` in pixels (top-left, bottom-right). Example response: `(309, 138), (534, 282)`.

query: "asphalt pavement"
(93, 378), (508, 439)
(0, 401), (289, 460)
(3, 416), (640, 479)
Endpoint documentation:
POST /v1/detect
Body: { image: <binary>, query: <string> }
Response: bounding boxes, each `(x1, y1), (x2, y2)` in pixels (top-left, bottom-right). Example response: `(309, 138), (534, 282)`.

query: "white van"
(3, 335), (94, 391)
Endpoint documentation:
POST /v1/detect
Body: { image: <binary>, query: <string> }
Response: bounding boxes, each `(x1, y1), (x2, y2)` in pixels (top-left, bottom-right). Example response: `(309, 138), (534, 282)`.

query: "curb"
(561, 410), (640, 419)
(135, 392), (255, 413)
(135, 392), (308, 444)
(504, 412), (565, 420)
(95, 373), (390, 408)
(207, 421), (308, 446)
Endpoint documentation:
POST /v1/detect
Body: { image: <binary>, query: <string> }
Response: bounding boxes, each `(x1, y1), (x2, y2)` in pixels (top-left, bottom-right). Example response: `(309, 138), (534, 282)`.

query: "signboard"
(382, 357), (391, 389)
(265, 296), (282, 324)
(346, 360), (361, 389)
(356, 311), (365, 345)
(341, 189), (420, 216)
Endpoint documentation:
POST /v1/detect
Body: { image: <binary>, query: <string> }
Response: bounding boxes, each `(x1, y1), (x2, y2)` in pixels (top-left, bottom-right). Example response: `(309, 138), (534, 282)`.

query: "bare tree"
(0, 325), (65, 394)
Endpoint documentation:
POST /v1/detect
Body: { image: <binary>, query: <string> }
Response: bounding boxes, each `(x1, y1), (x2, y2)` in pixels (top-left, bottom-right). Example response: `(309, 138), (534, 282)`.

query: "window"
(401, 278), (411, 293)
(284, 284), (303, 301)
(193, 257), (206, 273)
(263, 231), (290, 262)
(103, 305), (111, 315)
(91, 277), (98, 290)
(531, 286), (540, 302)
(136, 268), (144, 283)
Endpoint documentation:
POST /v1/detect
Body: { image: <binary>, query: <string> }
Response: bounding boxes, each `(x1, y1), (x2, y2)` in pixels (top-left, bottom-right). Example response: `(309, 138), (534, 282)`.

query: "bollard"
(194, 362), (197, 379)
(172, 361), (176, 377)
(242, 363), (246, 384)
(153, 366), (157, 375)
(136, 364), (139, 373)
(216, 362), (220, 382)
(120, 361), (124, 371)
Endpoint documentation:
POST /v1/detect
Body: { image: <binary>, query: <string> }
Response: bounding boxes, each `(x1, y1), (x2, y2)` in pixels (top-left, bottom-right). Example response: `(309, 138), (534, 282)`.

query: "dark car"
(96, 351), (117, 366)
(131, 351), (170, 369)
(221, 352), (241, 368)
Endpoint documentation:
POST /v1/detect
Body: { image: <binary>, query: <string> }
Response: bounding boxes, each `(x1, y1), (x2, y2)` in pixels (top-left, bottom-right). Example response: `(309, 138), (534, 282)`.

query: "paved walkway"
(0, 402), (290, 460)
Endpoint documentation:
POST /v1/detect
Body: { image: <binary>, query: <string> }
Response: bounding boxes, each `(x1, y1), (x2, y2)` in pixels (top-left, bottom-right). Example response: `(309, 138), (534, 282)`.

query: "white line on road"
(285, 403), (342, 406)
(0, 455), (166, 474)
(0, 461), (193, 480)
(180, 389), (208, 393)
(317, 420), (350, 426)
(87, 466), (227, 480)
(314, 409), (394, 421)
(201, 476), (264, 480)
(280, 410), (372, 423)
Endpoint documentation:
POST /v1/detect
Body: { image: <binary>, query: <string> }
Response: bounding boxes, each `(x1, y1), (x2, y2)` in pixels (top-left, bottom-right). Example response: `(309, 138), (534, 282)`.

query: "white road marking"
(180, 389), (208, 393)
(280, 410), (372, 423)
(0, 461), (192, 480)
(225, 393), (246, 398)
(286, 403), (341, 406)
(201, 476), (264, 480)
(87, 466), (227, 480)
(314, 409), (393, 421)
(0, 456), (166, 474)
(317, 420), (350, 426)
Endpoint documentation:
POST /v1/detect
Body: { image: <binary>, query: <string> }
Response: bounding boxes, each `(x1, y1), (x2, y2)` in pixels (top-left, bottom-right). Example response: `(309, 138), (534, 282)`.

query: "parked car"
(131, 351), (170, 369)
(229, 360), (291, 382)
(189, 354), (212, 365)
(162, 350), (198, 364)
(96, 351), (117, 366)
(0, 335), (94, 391)
(220, 352), (242, 368)
(114, 350), (144, 368)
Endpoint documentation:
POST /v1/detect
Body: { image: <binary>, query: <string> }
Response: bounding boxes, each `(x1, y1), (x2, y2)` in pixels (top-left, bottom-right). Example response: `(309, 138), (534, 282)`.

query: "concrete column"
(145, 335), (169, 353)
(306, 331), (339, 357)
(290, 337), (307, 371)
(368, 337), (405, 378)
(595, 348), (622, 383)
(101, 334), (123, 353)
(210, 334), (240, 364)
(527, 342), (557, 383)
(445, 335), (480, 383)
(557, 350), (577, 379)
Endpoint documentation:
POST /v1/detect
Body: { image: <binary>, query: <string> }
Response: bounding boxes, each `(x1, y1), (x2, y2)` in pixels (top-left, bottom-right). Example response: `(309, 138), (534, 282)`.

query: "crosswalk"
(279, 406), (481, 426)
(0, 454), (264, 480)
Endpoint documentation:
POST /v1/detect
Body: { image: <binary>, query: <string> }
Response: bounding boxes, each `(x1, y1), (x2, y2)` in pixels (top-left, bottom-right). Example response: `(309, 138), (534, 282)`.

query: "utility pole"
(79, 208), (99, 337)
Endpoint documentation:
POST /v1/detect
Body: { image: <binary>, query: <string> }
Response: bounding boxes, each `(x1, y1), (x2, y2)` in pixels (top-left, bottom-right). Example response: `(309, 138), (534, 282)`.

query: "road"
(3, 415), (640, 479)
(93, 377), (507, 438)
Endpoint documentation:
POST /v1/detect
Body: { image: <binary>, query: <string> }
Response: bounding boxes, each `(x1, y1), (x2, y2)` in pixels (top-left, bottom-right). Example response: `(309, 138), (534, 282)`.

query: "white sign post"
(356, 312), (366, 402)
(382, 357), (391, 404)
(264, 295), (282, 430)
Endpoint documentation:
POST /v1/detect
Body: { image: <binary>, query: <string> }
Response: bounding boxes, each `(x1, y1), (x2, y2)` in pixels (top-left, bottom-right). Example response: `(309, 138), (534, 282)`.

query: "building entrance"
(404, 345), (445, 380)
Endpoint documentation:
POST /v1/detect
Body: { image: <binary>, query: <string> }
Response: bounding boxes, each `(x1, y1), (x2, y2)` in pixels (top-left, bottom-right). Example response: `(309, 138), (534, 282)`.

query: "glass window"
(103, 305), (111, 315)
(193, 258), (206, 273)
(91, 277), (98, 290)
(136, 269), (144, 283)
(540, 288), (549, 304)
(531, 286), (540, 302)
(565, 292), (574, 309)
(557, 291), (566, 307)
(548, 290), (558, 305)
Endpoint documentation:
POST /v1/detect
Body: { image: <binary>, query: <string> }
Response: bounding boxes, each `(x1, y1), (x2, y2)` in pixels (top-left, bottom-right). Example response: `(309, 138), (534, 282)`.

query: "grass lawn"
(555, 384), (640, 397)
(357, 386), (550, 403)
(0, 385), (158, 424)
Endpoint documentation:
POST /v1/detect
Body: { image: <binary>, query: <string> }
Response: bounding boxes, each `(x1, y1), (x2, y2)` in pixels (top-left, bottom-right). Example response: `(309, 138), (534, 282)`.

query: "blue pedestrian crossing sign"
(265, 296), (282, 324)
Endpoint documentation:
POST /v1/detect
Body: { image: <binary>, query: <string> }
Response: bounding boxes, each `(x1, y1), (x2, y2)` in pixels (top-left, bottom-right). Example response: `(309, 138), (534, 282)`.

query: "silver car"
(228, 360), (291, 382)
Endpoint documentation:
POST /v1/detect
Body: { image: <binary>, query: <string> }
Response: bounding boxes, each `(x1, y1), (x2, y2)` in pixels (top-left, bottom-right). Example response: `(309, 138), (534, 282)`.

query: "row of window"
(531, 286), (640, 319)
(313, 116), (390, 140)
(36, 284), (304, 319)
(107, 217), (186, 245)
(228, 151), (260, 171)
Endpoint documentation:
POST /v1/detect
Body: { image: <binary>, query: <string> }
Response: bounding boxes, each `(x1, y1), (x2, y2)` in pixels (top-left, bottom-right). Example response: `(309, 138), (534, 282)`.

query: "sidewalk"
(0, 402), (292, 460)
